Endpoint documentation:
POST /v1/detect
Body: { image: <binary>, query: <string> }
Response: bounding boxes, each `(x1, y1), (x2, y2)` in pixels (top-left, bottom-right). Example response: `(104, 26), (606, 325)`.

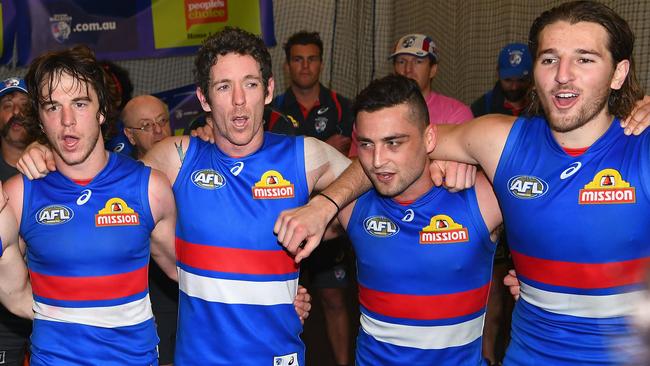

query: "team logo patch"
(363, 216), (399, 237)
(36, 205), (74, 225)
(509, 50), (523, 66)
(252, 170), (295, 199)
(419, 214), (469, 244)
(191, 169), (226, 190)
(508, 175), (548, 199)
(314, 117), (328, 133)
(578, 168), (635, 204)
(50, 14), (72, 43)
(95, 198), (140, 227)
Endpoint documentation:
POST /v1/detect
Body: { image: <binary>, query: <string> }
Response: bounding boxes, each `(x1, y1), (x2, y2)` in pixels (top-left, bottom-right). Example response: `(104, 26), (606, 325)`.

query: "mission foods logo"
(508, 175), (548, 199)
(579, 168), (635, 204)
(36, 205), (74, 225)
(192, 169), (226, 190)
(419, 214), (469, 244)
(252, 170), (295, 199)
(363, 216), (399, 237)
(95, 198), (140, 227)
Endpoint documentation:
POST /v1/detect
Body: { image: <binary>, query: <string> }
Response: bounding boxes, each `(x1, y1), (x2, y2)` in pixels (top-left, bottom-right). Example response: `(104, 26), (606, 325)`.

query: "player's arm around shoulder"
(141, 135), (191, 186)
(275, 137), (358, 262)
(434, 114), (516, 181)
(304, 136), (351, 193)
(0, 177), (33, 319)
(474, 171), (503, 242)
(147, 168), (178, 282)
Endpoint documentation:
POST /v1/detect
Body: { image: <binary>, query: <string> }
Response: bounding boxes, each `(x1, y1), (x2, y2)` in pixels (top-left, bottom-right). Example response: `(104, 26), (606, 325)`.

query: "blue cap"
(498, 43), (532, 79)
(0, 77), (27, 98)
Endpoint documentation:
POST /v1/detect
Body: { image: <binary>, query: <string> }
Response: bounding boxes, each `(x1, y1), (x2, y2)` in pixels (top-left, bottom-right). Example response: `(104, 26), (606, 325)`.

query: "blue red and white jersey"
(346, 186), (494, 365)
(20, 153), (158, 366)
(173, 134), (308, 365)
(494, 116), (650, 365)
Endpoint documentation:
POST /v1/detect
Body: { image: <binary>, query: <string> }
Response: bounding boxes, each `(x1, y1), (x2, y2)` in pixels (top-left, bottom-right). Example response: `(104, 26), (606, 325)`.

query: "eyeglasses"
(125, 117), (169, 132)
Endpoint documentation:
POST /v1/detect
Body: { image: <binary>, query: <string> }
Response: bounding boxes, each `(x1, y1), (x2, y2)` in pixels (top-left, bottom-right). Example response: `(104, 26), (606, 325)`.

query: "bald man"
(122, 95), (172, 159)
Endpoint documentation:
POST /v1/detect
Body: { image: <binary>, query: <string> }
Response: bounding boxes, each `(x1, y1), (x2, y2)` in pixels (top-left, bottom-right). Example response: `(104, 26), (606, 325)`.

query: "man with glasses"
(122, 95), (172, 159)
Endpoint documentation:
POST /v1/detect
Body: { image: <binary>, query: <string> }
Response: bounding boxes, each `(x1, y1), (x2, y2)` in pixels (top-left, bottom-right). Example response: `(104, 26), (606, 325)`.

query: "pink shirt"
(348, 91), (473, 157)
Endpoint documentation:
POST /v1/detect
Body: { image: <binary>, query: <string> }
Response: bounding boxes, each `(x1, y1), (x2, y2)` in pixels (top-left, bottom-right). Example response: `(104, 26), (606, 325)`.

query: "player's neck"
(291, 83), (320, 110)
(56, 139), (109, 181)
(392, 169), (434, 203)
(551, 108), (614, 149)
(214, 129), (265, 158)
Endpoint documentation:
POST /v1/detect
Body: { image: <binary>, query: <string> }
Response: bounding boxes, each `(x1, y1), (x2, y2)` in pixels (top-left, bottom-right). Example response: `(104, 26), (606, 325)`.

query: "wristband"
(317, 192), (340, 213)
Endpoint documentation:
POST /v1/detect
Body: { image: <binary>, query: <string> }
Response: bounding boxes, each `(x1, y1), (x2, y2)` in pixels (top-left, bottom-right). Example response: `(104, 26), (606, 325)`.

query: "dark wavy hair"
(194, 27), (272, 99)
(24, 45), (114, 144)
(283, 31), (323, 62)
(353, 74), (429, 130)
(527, 1), (643, 118)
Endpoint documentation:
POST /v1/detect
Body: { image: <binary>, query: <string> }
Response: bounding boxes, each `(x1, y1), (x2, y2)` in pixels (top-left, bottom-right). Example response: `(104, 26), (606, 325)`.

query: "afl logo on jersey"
(192, 169), (226, 190)
(36, 205), (74, 225)
(508, 175), (548, 199)
(363, 216), (399, 237)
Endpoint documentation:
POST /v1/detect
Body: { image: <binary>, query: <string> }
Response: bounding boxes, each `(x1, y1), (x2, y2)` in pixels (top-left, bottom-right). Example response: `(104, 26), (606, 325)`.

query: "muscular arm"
(275, 138), (368, 262)
(148, 169), (178, 282)
(0, 178), (33, 319)
(474, 171), (503, 241)
(140, 135), (190, 185)
(432, 114), (515, 181)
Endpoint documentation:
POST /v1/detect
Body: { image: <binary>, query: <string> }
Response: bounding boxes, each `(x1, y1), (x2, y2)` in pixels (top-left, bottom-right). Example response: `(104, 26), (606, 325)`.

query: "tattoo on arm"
(174, 140), (185, 165)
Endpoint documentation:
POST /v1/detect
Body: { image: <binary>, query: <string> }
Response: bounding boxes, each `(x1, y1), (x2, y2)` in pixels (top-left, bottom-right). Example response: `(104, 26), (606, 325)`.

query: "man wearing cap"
(0, 78), (30, 181)
(0, 77), (32, 366)
(349, 33), (472, 157)
(471, 43), (533, 117)
(391, 33), (473, 125)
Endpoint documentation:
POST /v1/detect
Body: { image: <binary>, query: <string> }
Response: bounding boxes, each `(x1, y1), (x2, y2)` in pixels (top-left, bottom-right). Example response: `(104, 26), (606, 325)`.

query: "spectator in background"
(122, 95), (177, 366)
(122, 95), (173, 159)
(266, 31), (353, 154)
(266, 30), (354, 366)
(471, 43), (532, 117)
(349, 33), (473, 157)
(0, 77), (32, 366)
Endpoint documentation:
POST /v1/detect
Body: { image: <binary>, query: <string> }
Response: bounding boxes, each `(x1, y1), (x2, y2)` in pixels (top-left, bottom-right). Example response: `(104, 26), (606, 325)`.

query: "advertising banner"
(16, 0), (275, 65)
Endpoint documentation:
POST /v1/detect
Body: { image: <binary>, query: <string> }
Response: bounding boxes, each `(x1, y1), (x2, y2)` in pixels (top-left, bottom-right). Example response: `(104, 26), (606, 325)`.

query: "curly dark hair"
(353, 74), (429, 130)
(194, 27), (272, 99)
(283, 31), (323, 62)
(24, 45), (114, 144)
(527, 1), (643, 119)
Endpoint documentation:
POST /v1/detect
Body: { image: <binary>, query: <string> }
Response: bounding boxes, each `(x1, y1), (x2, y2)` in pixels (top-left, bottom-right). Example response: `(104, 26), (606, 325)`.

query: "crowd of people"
(0, 1), (650, 365)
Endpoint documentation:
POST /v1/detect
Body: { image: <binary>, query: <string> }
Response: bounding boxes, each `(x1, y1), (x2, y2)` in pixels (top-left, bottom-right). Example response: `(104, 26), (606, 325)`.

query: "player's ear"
(424, 124), (436, 154)
(610, 59), (629, 90)
(265, 77), (275, 105)
(196, 87), (212, 113)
